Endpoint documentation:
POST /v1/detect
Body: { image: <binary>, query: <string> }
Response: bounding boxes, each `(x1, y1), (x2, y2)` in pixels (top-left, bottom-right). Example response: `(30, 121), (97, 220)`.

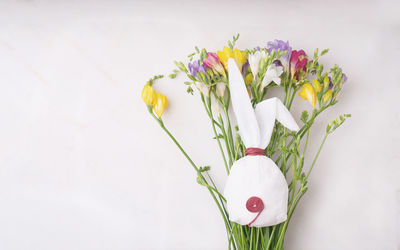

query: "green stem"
(219, 115), (234, 167)
(202, 94), (230, 174)
(266, 226), (277, 250)
(223, 104), (236, 163)
(306, 133), (328, 179)
(150, 113), (234, 247)
(275, 188), (303, 248)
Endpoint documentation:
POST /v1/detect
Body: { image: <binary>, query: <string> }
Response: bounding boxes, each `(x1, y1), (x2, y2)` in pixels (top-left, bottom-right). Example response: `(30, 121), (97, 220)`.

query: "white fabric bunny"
(224, 58), (300, 227)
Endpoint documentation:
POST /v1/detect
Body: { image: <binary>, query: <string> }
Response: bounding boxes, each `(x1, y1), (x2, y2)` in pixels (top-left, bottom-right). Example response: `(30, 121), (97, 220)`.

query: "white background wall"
(0, 0), (399, 249)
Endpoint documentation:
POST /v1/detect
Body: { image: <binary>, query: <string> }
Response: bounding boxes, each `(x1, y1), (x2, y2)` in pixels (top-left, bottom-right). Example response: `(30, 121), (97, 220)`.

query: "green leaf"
(300, 110), (309, 123)
(199, 166), (211, 172)
(174, 61), (187, 72)
(187, 75), (196, 81)
(196, 176), (207, 186)
(326, 114), (351, 134)
(321, 49), (329, 56)
(228, 40), (233, 49)
(212, 134), (224, 140)
(169, 74), (177, 79)
(187, 86), (194, 95)
(313, 48), (319, 59)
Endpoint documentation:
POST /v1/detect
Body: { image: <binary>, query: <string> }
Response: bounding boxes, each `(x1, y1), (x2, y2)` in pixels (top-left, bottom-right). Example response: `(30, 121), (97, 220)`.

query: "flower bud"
(323, 76), (330, 88)
(322, 89), (332, 103)
(141, 84), (156, 105)
(216, 82), (226, 97)
(312, 79), (322, 93)
(153, 93), (168, 117)
(245, 73), (253, 85)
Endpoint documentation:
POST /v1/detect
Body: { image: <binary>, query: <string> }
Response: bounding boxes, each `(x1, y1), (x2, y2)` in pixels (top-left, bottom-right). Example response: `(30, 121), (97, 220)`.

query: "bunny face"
(224, 156), (288, 227)
(223, 58), (299, 227)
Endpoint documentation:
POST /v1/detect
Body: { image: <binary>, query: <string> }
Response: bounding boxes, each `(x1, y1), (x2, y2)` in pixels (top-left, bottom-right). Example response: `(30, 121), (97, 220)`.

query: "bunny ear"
(254, 98), (277, 148)
(255, 97), (299, 148)
(274, 98), (299, 132)
(228, 58), (260, 148)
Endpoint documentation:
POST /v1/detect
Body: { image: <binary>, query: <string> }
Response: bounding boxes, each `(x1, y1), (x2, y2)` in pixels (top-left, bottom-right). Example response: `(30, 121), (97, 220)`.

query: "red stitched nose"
(246, 196), (264, 226)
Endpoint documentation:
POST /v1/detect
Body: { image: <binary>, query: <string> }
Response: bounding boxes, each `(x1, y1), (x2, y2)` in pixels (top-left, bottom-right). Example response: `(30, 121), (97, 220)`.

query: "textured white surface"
(0, 0), (399, 249)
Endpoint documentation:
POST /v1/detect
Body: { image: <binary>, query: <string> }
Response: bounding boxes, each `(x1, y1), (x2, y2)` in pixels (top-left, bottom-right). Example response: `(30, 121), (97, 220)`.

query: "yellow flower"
(245, 73), (253, 85)
(234, 48), (247, 70)
(322, 89), (332, 103)
(153, 93), (168, 117)
(323, 76), (330, 88)
(312, 79), (322, 93)
(217, 47), (234, 70)
(141, 84), (156, 105)
(217, 47), (247, 71)
(299, 83), (317, 108)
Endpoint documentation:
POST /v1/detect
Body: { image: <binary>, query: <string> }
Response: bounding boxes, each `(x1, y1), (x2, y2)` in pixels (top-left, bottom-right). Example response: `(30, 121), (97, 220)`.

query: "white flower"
(261, 64), (284, 89)
(196, 82), (210, 96)
(211, 94), (223, 116)
(248, 50), (266, 78)
(215, 82), (226, 97)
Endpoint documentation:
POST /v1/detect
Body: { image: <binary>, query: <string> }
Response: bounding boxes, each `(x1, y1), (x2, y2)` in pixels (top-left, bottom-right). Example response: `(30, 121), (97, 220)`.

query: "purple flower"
(273, 60), (282, 67)
(328, 76), (333, 89)
(343, 73), (348, 84)
(188, 60), (213, 84)
(242, 62), (249, 78)
(198, 64), (207, 76)
(188, 61), (200, 79)
(266, 40), (292, 71)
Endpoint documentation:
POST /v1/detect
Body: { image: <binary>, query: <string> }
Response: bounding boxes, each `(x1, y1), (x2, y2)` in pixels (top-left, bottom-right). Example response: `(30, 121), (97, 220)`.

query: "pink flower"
(203, 52), (225, 76)
(290, 50), (308, 80)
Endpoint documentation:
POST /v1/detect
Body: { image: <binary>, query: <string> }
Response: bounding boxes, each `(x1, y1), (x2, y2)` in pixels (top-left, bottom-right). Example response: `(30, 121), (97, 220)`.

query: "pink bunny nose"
(246, 196), (264, 226)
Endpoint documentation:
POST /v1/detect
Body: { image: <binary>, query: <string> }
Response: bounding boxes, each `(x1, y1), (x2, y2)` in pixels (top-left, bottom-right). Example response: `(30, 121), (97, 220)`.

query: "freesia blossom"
(198, 64), (211, 83)
(248, 50), (266, 78)
(260, 64), (284, 89)
(234, 49), (247, 71)
(153, 93), (168, 117)
(326, 76), (333, 89)
(290, 50), (308, 80)
(245, 73), (253, 85)
(217, 47), (247, 71)
(189, 61), (211, 84)
(203, 52), (225, 76)
(322, 89), (332, 103)
(217, 47), (234, 70)
(210, 93), (223, 116)
(266, 40), (292, 71)
(216, 82), (226, 97)
(196, 82), (210, 97)
(188, 60), (201, 79)
(322, 77), (334, 102)
(141, 84), (156, 105)
(298, 83), (317, 108)
(312, 79), (322, 93)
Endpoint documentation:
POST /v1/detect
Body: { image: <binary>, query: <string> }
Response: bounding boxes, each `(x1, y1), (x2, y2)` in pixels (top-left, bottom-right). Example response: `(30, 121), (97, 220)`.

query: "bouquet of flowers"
(141, 34), (350, 250)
